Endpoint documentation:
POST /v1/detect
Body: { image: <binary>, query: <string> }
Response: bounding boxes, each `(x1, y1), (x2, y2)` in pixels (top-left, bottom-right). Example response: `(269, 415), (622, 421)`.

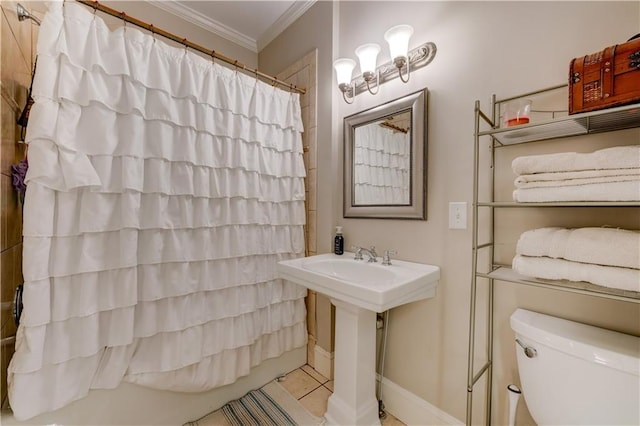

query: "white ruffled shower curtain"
(8, 2), (307, 420)
(353, 124), (410, 205)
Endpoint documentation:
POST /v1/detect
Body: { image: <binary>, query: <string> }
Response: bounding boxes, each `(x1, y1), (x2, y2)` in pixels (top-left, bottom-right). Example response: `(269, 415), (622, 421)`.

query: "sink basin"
(278, 253), (440, 424)
(277, 252), (440, 312)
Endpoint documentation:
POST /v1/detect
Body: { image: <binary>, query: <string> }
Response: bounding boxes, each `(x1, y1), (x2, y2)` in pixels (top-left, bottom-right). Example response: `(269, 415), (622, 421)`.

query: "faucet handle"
(382, 249), (397, 266)
(368, 246), (378, 258)
(351, 245), (363, 260)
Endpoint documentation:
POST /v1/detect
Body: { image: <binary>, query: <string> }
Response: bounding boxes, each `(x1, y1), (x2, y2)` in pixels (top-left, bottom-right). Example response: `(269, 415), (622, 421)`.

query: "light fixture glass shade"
(384, 24), (414, 60)
(333, 58), (356, 85)
(355, 43), (381, 75)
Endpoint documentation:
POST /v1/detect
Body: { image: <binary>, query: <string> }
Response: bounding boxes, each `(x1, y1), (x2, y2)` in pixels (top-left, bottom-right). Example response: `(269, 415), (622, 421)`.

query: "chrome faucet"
(351, 245), (378, 262)
(351, 246), (363, 260)
(382, 250), (398, 266)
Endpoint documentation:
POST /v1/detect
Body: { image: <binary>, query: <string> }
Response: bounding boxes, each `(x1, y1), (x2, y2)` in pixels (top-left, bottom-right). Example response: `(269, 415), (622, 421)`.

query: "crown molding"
(257, 1), (316, 51)
(146, 1), (257, 52)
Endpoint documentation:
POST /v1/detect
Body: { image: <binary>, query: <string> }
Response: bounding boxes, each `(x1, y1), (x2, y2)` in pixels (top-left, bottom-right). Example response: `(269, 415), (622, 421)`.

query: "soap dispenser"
(334, 226), (344, 255)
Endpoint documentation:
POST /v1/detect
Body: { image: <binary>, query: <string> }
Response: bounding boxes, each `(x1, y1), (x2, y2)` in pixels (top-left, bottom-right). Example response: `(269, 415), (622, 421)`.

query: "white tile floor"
(279, 365), (405, 425)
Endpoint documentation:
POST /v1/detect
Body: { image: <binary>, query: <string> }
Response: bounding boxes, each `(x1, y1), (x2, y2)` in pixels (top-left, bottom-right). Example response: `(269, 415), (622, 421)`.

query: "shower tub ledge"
(1, 347), (305, 425)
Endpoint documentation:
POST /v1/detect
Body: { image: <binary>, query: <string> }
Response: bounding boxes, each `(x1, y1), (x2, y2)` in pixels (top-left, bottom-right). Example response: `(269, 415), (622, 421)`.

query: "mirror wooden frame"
(343, 89), (427, 219)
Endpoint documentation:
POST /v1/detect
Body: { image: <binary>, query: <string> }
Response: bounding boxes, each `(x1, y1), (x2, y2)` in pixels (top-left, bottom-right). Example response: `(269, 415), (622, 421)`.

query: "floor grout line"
(301, 364), (329, 384)
(280, 367), (324, 401)
(295, 383), (322, 401)
(299, 366), (326, 384)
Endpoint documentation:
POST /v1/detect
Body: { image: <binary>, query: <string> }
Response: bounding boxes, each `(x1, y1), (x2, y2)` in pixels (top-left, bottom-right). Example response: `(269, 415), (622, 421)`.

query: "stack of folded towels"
(512, 227), (640, 292)
(512, 145), (640, 202)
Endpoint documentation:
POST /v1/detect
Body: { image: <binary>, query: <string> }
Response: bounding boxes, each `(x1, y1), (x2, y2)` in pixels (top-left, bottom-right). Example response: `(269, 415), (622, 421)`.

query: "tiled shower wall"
(275, 50), (318, 367)
(0, 2), (41, 405)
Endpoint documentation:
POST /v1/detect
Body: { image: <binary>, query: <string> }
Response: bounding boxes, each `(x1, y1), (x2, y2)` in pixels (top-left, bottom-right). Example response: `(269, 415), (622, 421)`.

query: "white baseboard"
(313, 346), (334, 380)
(377, 375), (463, 426)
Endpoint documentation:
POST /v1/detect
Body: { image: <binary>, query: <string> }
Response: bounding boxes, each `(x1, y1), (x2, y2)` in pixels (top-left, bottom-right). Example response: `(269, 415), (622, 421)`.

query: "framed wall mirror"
(344, 89), (427, 219)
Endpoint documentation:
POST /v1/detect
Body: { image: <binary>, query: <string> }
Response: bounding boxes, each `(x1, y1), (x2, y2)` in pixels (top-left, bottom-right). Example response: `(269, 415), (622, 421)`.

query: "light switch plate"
(449, 202), (467, 229)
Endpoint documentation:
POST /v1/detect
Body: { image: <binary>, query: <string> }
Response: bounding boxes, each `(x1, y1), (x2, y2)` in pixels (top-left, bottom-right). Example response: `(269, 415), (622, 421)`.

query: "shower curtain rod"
(75, 0), (306, 95)
(379, 121), (408, 134)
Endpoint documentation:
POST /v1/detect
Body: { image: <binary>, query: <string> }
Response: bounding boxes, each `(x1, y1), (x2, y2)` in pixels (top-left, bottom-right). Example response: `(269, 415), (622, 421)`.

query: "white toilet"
(510, 308), (640, 425)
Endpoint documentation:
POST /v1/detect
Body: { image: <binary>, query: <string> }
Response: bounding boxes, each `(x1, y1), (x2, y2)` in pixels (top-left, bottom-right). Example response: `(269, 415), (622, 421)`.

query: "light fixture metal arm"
(342, 90), (354, 104)
(350, 41), (436, 97)
(363, 70), (380, 95)
(397, 57), (410, 83)
(339, 82), (355, 104)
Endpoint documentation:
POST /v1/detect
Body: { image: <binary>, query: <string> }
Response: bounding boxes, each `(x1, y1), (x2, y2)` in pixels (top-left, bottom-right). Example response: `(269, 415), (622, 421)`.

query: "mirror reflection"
(353, 110), (411, 205)
(344, 89), (427, 219)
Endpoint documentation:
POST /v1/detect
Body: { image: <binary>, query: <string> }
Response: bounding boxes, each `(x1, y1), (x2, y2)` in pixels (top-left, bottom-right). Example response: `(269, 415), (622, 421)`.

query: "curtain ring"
(149, 24), (156, 43)
(120, 12), (127, 32)
(233, 60), (239, 74)
(210, 49), (216, 64)
(182, 38), (189, 54)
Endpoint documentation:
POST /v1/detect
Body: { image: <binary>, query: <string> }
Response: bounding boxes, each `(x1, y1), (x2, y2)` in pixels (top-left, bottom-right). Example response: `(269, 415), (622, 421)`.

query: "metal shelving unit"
(465, 85), (640, 425)
(485, 101), (640, 146)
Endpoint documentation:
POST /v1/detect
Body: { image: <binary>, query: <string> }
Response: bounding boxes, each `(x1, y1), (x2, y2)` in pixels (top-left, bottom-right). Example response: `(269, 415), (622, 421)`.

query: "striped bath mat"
(183, 381), (323, 426)
(222, 388), (296, 425)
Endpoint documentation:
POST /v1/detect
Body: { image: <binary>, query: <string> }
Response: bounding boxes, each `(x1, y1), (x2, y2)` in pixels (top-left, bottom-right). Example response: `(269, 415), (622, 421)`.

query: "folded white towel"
(514, 174), (639, 189)
(515, 168), (640, 186)
(512, 254), (640, 292)
(513, 180), (640, 202)
(516, 227), (640, 269)
(512, 145), (640, 175)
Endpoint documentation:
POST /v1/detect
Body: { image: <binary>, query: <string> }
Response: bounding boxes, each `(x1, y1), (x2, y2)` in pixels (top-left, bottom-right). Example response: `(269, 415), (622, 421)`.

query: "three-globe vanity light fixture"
(334, 25), (437, 104)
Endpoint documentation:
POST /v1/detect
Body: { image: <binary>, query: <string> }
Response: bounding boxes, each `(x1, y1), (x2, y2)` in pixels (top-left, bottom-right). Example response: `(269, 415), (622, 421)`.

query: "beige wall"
(264, 1), (640, 424)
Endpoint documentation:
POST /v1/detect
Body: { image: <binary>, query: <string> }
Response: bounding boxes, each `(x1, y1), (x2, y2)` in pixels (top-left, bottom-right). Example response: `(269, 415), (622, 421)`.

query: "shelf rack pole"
(494, 83), (566, 104)
(466, 99), (483, 425)
(484, 95), (498, 426)
(467, 96), (499, 425)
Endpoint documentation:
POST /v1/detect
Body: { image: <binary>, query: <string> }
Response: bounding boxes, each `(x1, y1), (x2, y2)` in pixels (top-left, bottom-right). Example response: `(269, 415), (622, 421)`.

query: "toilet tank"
(510, 309), (640, 425)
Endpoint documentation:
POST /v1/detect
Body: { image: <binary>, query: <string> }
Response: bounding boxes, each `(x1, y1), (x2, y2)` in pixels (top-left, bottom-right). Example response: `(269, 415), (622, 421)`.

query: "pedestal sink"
(277, 253), (440, 425)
